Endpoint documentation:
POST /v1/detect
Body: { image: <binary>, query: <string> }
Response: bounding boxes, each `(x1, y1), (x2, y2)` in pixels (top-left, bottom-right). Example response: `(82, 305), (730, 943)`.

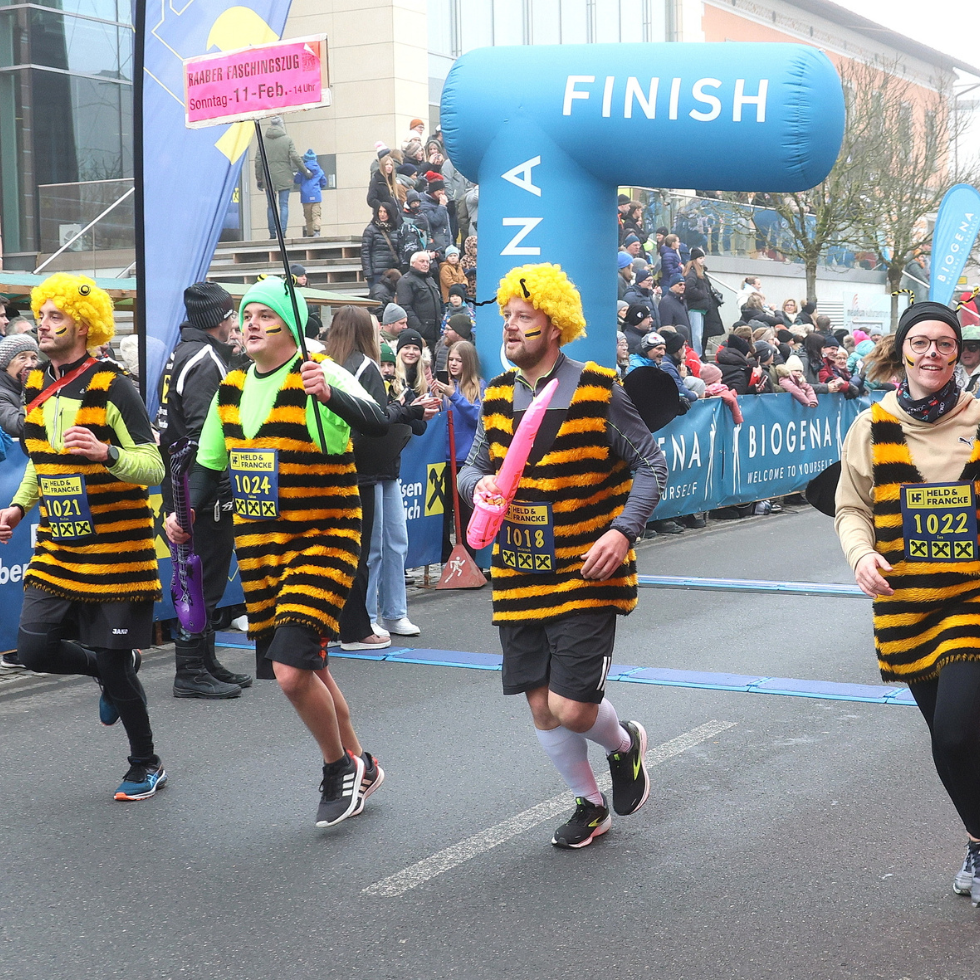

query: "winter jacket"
(366, 169), (399, 214)
(368, 278), (398, 316)
(343, 352), (425, 484)
(657, 291), (692, 336)
(684, 272), (711, 311)
(659, 245), (683, 281)
(395, 268), (443, 349)
(622, 287), (661, 329)
(360, 217), (404, 280)
(419, 192), (451, 257)
(294, 151), (327, 203)
(797, 349), (832, 395)
(778, 375), (818, 407)
(701, 274), (725, 340)
(0, 369), (26, 439)
(157, 323), (234, 509)
(661, 355), (697, 401)
(716, 345), (752, 395)
(255, 122), (308, 192)
(439, 261), (467, 302)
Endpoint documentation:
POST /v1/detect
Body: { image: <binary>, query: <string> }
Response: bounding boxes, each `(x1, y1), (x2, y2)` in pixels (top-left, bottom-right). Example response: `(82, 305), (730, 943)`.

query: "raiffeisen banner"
(930, 183), (980, 307)
(139, 0), (293, 416)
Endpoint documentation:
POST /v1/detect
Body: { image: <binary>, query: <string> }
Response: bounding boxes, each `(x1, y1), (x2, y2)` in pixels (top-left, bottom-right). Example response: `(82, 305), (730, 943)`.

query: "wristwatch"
(105, 445), (120, 466)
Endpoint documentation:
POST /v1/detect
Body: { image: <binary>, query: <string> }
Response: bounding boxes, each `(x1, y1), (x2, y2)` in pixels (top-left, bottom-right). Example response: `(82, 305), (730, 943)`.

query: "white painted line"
(363, 719), (736, 898)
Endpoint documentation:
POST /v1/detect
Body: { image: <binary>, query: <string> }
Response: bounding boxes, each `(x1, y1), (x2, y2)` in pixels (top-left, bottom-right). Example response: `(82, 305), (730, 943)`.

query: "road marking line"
(362, 719), (736, 898)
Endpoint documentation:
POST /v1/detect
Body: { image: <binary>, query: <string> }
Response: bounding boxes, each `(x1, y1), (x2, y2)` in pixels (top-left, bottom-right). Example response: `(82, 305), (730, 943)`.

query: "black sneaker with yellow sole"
(551, 795), (612, 849)
(607, 719), (650, 816)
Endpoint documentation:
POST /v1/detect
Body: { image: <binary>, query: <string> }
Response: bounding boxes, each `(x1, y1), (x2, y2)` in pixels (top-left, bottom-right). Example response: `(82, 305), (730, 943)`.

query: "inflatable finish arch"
(440, 42), (846, 373)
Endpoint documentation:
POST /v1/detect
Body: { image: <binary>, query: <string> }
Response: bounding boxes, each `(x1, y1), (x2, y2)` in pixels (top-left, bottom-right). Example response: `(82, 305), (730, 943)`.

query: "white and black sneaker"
(315, 751), (365, 828)
(350, 751), (385, 817)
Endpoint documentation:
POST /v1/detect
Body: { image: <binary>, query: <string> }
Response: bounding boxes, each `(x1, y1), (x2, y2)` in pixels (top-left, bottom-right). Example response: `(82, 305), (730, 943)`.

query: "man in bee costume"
(0, 273), (167, 802)
(165, 277), (390, 829)
(458, 263), (668, 848)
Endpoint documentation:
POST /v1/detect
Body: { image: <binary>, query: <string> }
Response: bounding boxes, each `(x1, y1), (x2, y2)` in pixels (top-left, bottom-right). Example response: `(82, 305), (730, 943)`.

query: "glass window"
(0, 0), (126, 23)
(647, 0), (667, 41)
(530, 0), (561, 45)
(560, 0), (588, 43)
(460, 0), (493, 51)
(619, 0), (644, 41)
(30, 9), (131, 80)
(494, 0), (524, 46)
(594, 0), (619, 42)
(429, 0), (453, 58)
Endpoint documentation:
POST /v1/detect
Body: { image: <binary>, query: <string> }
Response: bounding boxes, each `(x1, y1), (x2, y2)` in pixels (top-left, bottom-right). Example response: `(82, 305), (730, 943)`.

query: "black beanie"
(727, 333), (751, 356)
(895, 301), (962, 356)
(184, 281), (233, 331)
(396, 328), (425, 353)
(664, 333), (686, 356)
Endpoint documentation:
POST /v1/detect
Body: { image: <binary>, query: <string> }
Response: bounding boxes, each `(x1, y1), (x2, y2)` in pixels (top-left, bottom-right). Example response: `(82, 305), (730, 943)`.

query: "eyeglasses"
(908, 336), (957, 355)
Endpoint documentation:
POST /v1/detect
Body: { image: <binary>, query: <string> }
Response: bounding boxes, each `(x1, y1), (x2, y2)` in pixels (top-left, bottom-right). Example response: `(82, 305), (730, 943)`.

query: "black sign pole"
(251, 117), (327, 453)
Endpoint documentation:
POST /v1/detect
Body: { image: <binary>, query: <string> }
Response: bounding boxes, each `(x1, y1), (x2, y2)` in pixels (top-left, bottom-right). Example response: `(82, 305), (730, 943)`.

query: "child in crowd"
(776, 355), (818, 407)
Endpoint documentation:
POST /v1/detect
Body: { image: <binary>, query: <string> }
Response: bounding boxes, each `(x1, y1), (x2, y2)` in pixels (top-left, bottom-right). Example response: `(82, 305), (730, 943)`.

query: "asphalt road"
(1, 505), (977, 980)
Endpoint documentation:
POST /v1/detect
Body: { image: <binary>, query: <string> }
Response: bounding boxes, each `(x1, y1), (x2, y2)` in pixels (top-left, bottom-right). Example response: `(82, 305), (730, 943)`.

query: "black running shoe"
(315, 751), (365, 828)
(351, 751), (385, 817)
(607, 719), (650, 816)
(551, 795), (612, 849)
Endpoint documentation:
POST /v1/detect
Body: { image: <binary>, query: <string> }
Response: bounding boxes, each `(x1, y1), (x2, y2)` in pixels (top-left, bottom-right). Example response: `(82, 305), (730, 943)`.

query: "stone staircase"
(207, 235), (369, 297)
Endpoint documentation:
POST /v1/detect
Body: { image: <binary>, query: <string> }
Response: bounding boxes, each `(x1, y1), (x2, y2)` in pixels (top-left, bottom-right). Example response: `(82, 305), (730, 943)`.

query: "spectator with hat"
(401, 118), (426, 161)
(617, 252), (634, 301)
(717, 331), (754, 394)
(439, 283), (474, 335)
(380, 303), (409, 347)
(775, 355), (818, 406)
(400, 190), (431, 268)
(657, 273), (692, 344)
(436, 310), (474, 373)
(157, 280), (251, 699)
(289, 264), (323, 340)
(623, 267), (659, 317)
(954, 325), (980, 394)
(439, 245), (467, 302)
(254, 115), (310, 238)
(420, 174), (451, 259)
(622, 303), (655, 355)
(660, 331), (701, 401)
(622, 234), (643, 259)
(0, 333), (39, 438)
(801, 333), (846, 394)
(294, 149), (327, 237)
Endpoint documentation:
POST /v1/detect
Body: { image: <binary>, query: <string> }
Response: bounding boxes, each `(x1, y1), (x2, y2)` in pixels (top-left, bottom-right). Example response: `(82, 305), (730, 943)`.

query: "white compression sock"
(535, 726), (602, 804)
(582, 698), (631, 755)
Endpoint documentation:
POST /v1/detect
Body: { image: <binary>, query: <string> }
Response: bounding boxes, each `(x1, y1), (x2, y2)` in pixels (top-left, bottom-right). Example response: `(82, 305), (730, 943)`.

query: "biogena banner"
(0, 393), (874, 650)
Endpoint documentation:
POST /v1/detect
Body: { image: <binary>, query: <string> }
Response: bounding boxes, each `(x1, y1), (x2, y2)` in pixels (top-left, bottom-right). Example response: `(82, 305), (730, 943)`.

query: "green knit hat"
(239, 275), (308, 346)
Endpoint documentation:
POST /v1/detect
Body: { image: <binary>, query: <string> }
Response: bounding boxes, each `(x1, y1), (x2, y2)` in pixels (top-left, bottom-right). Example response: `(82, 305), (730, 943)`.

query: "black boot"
(203, 630), (253, 688)
(173, 636), (242, 699)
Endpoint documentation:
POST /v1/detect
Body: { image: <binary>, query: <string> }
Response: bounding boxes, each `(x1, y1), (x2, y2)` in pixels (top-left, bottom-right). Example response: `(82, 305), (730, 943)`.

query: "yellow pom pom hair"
(30, 273), (115, 349)
(496, 263), (586, 347)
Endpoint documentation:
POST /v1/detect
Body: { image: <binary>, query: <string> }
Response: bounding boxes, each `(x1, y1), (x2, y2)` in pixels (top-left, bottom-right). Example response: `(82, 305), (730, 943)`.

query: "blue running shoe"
(114, 762), (167, 801)
(97, 650), (142, 727)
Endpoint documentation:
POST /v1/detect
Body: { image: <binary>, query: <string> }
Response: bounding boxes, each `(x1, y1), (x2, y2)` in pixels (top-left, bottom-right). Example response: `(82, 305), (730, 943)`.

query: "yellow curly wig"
(31, 273), (115, 348)
(496, 263), (586, 346)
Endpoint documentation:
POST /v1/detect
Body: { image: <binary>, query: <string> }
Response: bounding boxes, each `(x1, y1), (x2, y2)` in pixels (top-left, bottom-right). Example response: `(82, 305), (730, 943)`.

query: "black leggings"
(18, 626), (156, 763)
(909, 660), (980, 839)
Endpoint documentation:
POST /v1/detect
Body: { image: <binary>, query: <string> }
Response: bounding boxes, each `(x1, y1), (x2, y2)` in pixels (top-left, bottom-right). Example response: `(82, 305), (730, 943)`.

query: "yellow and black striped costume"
(21, 365), (160, 602)
(870, 401), (980, 682)
(483, 363), (637, 625)
(216, 357), (361, 641)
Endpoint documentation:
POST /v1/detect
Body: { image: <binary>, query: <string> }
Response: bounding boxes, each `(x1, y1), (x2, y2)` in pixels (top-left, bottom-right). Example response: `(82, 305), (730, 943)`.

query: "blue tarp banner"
(140, 0), (293, 416)
(929, 183), (980, 307)
(0, 394), (878, 651)
(398, 413), (448, 569)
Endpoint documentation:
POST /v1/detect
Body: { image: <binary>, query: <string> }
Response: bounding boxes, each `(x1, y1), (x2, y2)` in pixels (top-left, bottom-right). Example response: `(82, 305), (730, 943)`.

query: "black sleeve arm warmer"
(325, 386), (390, 436)
(189, 463), (223, 513)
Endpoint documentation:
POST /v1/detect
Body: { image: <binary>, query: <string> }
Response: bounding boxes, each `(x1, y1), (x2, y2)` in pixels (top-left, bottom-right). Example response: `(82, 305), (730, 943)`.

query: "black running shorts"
(255, 624), (327, 679)
(19, 586), (153, 649)
(497, 610), (618, 705)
